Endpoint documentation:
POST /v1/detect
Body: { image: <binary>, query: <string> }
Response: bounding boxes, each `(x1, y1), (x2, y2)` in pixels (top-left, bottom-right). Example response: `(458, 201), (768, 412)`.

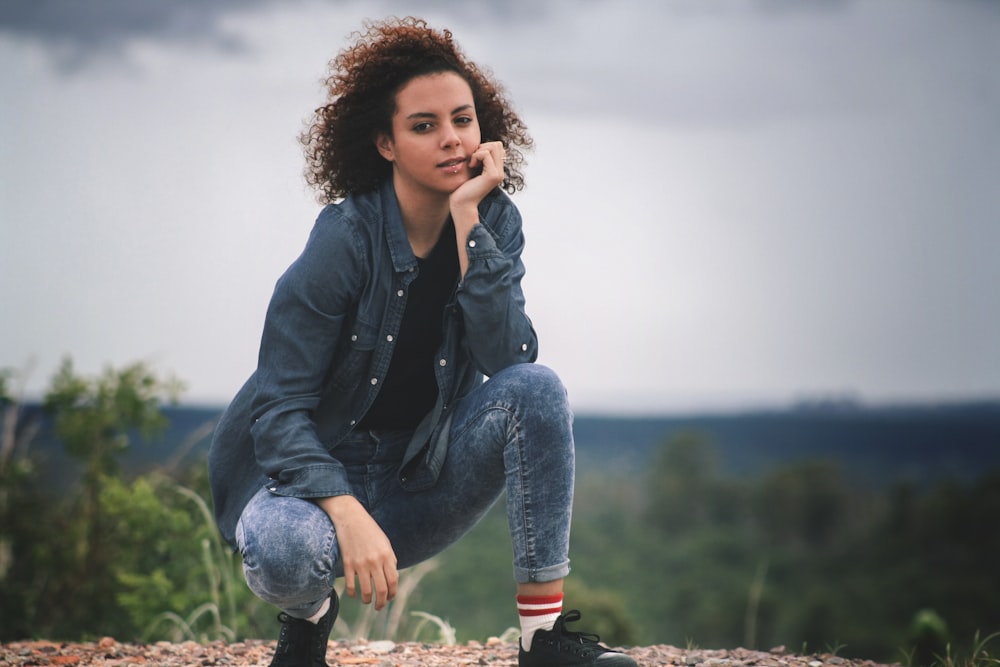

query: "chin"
(440, 174), (472, 193)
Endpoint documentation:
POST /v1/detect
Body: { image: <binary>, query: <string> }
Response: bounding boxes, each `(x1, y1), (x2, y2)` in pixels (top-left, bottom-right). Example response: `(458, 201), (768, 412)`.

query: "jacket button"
(468, 240), (477, 248)
(397, 289), (404, 297)
(386, 335), (394, 342)
(439, 358), (447, 366)
(370, 377), (378, 385)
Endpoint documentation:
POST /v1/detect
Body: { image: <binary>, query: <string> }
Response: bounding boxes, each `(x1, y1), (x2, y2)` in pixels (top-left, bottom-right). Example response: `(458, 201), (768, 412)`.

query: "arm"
(449, 142), (539, 376)
(249, 212), (400, 608)
(316, 495), (398, 610)
(250, 214), (362, 498)
(450, 141), (504, 279)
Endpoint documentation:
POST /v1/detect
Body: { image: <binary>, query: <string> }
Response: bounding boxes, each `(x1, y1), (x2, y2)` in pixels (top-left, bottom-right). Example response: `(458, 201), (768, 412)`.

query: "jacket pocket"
(327, 317), (378, 393)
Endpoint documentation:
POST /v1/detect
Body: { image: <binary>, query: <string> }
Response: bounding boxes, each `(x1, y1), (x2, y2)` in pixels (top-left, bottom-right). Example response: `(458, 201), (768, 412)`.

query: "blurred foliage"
(2, 360), (998, 665)
(419, 432), (999, 663)
(0, 360), (268, 641)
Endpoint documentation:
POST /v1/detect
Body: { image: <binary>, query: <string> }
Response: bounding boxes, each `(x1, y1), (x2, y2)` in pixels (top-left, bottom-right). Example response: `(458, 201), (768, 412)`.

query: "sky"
(1, 0), (999, 414)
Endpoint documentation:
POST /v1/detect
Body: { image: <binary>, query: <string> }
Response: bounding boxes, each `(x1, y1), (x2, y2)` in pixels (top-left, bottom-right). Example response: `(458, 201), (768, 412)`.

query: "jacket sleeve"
(248, 210), (364, 500)
(455, 192), (539, 376)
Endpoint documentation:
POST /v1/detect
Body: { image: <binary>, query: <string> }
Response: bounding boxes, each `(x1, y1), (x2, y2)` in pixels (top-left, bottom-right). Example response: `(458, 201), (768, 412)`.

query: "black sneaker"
(269, 590), (339, 667)
(519, 609), (637, 666)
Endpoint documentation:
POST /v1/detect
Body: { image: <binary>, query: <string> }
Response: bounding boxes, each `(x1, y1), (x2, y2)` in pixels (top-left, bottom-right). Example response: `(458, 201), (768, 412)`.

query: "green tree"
(751, 460), (848, 550)
(646, 432), (740, 534)
(0, 365), (42, 485)
(100, 473), (255, 642)
(1, 366), (48, 637)
(563, 579), (637, 647)
(39, 357), (183, 636)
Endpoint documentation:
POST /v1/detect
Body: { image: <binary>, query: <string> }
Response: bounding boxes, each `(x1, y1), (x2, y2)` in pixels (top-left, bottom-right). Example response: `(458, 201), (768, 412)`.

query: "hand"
(450, 140), (506, 211)
(316, 495), (398, 610)
(450, 141), (506, 278)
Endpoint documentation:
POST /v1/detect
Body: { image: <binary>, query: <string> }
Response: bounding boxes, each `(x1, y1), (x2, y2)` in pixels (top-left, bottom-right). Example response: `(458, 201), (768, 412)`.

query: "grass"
(334, 558), (445, 642)
(932, 631), (1000, 667)
(142, 484), (243, 642)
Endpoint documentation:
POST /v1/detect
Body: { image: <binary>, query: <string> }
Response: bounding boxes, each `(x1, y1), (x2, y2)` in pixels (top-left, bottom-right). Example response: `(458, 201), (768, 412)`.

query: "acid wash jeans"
(234, 363), (575, 620)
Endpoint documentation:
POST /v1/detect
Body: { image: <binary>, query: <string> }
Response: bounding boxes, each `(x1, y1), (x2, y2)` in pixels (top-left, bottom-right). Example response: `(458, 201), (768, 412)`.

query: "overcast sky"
(2, 0), (998, 414)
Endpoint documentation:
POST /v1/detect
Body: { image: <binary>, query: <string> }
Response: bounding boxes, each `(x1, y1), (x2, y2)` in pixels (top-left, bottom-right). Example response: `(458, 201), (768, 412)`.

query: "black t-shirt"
(356, 221), (460, 431)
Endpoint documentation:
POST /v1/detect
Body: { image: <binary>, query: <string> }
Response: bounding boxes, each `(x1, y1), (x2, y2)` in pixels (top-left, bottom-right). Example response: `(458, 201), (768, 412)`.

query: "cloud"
(484, 0), (999, 127)
(0, 0), (277, 69)
(0, 0), (554, 54)
(2, 0), (998, 409)
(7, 0), (997, 128)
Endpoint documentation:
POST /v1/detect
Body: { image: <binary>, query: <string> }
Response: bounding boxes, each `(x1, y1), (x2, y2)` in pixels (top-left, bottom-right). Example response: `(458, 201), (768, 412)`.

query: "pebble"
(0, 639), (901, 667)
(363, 640), (396, 654)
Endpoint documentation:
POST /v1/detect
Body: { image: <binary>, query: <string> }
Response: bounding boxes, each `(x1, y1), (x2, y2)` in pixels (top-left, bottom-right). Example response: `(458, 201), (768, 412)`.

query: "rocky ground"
(1, 638), (898, 667)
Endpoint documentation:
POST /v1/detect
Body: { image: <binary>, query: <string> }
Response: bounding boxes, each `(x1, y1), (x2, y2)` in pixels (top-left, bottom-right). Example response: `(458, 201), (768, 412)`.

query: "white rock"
(363, 640), (396, 654)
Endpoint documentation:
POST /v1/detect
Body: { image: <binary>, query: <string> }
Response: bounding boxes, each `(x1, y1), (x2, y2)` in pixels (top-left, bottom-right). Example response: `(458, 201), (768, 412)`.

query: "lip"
(437, 156), (468, 173)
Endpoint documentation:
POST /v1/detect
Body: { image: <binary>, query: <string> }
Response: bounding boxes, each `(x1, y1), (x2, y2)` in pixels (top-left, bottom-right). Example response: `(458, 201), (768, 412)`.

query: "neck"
(394, 176), (452, 257)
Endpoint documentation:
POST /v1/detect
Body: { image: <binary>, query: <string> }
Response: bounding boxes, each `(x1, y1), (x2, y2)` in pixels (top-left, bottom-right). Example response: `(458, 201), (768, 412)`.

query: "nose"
(441, 124), (460, 149)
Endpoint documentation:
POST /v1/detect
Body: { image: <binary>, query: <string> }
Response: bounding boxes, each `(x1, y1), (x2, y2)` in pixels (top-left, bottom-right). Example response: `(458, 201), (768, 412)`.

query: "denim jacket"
(208, 179), (538, 547)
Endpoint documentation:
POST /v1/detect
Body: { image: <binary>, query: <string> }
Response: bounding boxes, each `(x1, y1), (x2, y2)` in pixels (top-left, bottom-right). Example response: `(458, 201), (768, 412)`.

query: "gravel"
(0, 638), (899, 667)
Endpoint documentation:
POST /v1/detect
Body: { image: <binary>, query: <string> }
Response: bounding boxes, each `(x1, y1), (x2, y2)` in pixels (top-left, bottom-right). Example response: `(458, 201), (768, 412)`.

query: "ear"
(374, 132), (395, 162)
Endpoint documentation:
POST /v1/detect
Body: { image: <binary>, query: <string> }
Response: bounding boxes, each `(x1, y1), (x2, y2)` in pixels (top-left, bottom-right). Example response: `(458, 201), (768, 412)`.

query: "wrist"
(316, 494), (362, 521)
(451, 206), (480, 245)
(449, 201), (479, 223)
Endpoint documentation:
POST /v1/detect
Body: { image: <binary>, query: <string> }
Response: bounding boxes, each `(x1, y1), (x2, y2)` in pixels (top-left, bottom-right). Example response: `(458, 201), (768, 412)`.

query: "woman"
(208, 17), (637, 667)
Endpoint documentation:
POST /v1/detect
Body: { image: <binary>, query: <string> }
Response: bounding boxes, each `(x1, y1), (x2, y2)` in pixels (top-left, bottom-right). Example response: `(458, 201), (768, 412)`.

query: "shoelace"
(551, 610), (604, 650)
(273, 613), (297, 656)
(311, 614), (330, 665)
(274, 612), (328, 666)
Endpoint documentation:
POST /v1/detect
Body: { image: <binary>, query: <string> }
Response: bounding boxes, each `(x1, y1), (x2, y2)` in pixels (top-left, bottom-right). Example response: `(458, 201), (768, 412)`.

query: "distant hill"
(571, 402), (1000, 487)
(11, 400), (1000, 494)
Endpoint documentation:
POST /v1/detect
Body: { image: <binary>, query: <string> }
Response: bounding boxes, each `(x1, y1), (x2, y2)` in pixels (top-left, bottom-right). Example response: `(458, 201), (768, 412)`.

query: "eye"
(412, 122), (433, 133)
(455, 115), (474, 126)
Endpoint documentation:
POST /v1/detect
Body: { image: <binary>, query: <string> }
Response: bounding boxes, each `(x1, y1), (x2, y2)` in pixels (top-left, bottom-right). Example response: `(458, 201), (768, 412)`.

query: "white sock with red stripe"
(517, 593), (564, 652)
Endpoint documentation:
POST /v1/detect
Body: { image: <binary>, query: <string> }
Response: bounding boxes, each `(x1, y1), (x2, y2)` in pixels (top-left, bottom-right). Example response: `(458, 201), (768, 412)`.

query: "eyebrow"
(405, 104), (474, 120)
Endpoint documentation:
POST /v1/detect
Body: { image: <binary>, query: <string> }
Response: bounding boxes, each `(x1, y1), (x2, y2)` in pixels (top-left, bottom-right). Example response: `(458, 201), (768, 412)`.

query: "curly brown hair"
(300, 17), (533, 202)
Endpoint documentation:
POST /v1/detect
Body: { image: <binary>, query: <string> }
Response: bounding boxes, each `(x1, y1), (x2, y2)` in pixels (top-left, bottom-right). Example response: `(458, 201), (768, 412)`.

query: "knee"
(527, 363), (571, 409)
(238, 499), (335, 605)
(495, 363), (572, 422)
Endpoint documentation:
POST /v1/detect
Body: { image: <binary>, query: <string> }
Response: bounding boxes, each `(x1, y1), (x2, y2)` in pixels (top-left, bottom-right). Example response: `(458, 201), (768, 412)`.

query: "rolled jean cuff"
(514, 559), (571, 585)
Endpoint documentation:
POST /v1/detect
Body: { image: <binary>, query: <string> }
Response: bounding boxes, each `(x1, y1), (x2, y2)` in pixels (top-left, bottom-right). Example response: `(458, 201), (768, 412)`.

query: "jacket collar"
(378, 179), (420, 275)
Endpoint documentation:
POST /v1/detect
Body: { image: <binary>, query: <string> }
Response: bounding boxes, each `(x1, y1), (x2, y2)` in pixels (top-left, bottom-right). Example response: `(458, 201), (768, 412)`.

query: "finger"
(483, 141), (505, 163)
(344, 570), (357, 599)
(386, 565), (399, 602)
(479, 143), (504, 162)
(471, 148), (496, 174)
(481, 151), (504, 179)
(374, 554), (399, 609)
(359, 571), (374, 604)
(373, 573), (389, 610)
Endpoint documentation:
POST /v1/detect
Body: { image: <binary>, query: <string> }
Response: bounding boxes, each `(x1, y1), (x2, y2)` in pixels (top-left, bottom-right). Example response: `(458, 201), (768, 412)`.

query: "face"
(375, 71), (482, 199)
